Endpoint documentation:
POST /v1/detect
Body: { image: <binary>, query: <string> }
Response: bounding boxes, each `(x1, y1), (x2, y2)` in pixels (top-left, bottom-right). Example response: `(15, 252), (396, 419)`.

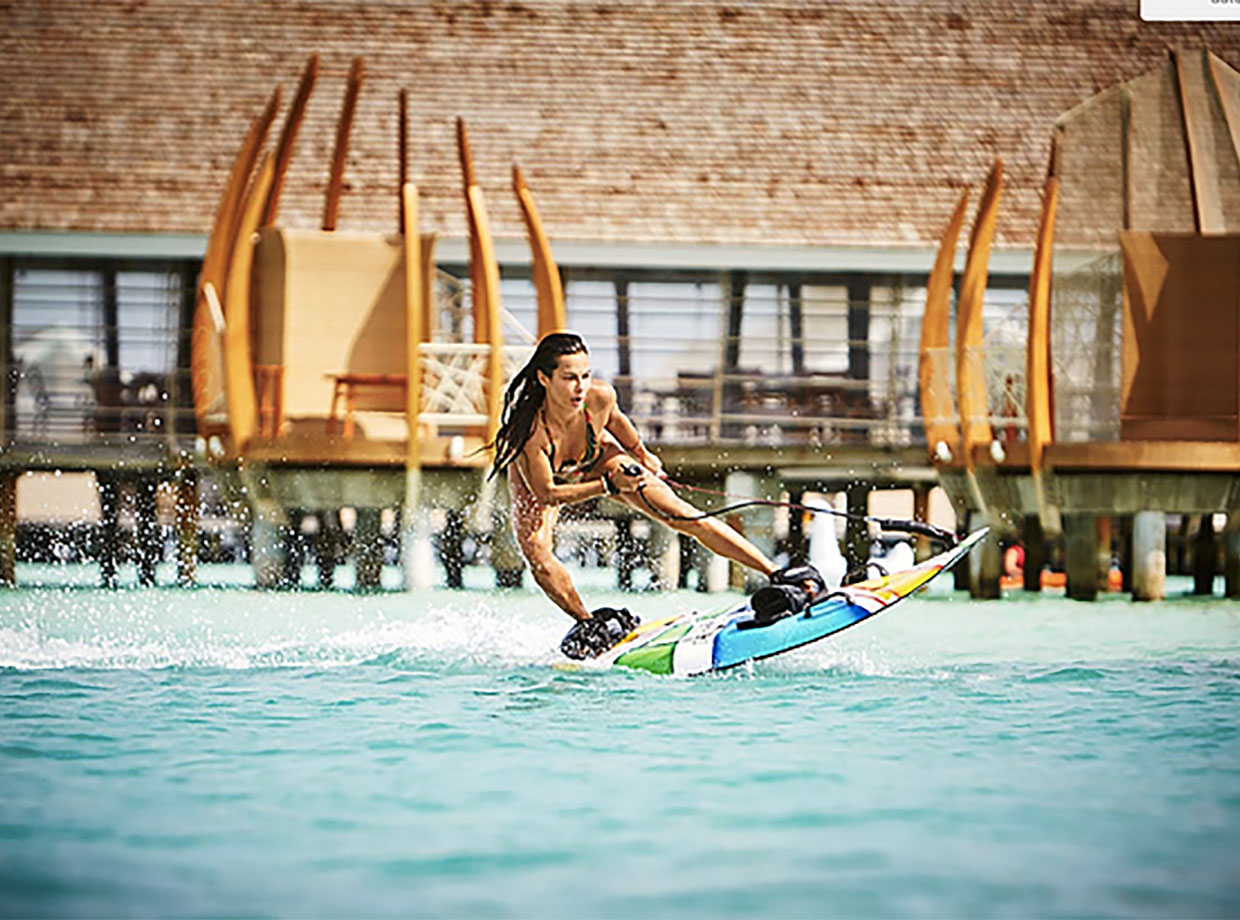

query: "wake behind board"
(590, 528), (987, 677)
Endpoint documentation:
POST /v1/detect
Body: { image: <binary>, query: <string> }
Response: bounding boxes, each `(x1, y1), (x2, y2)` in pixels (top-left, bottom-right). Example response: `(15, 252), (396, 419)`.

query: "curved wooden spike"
(467, 185), (506, 444)
(456, 116), (476, 190)
(1208, 52), (1240, 178)
(323, 57), (365, 231)
(398, 89), (410, 233)
(262, 54), (319, 227)
(223, 152), (275, 453)
(917, 187), (969, 460)
(402, 183), (424, 470)
(192, 86), (281, 430)
(1027, 161), (1060, 475)
(456, 117), (486, 339)
(420, 232), (438, 342)
(513, 164), (566, 337)
(956, 160), (1003, 467)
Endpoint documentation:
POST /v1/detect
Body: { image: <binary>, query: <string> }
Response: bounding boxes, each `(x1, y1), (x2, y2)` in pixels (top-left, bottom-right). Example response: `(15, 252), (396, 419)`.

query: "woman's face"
(538, 351), (591, 412)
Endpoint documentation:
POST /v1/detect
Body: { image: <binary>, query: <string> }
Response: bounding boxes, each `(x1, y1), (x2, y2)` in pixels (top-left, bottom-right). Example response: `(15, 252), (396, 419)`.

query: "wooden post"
(354, 507), (383, 592)
(968, 510), (1002, 599)
(401, 183), (433, 591)
(398, 89), (409, 233)
(0, 471), (16, 587)
(912, 484), (932, 562)
(315, 511), (338, 589)
(1193, 513), (1218, 596)
(322, 57), (364, 232)
(262, 54), (319, 228)
(919, 189), (969, 460)
(1095, 515), (1114, 594)
(616, 517), (636, 592)
(135, 478), (158, 587)
(441, 508), (465, 589)
(98, 477), (120, 589)
(1132, 511), (1167, 602)
(513, 164), (566, 336)
(1063, 513), (1098, 602)
(844, 482), (868, 576)
(1023, 514), (1046, 592)
(787, 486), (807, 564)
(175, 465), (197, 587)
(1223, 511), (1240, 599)
(957, 161), (1003, 466)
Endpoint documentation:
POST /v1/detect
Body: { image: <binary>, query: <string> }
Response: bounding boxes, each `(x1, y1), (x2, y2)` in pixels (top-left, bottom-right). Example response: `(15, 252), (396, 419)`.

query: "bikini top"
(542, 405), (602, 482)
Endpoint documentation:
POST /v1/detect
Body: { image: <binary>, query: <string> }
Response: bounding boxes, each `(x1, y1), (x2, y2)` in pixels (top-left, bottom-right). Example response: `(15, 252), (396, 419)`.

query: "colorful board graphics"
(600, 529), (988, 677)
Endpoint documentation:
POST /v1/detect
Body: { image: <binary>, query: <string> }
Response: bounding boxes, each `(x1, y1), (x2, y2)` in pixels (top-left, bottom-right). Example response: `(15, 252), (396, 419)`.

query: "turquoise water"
(2, 568), (1238, 918)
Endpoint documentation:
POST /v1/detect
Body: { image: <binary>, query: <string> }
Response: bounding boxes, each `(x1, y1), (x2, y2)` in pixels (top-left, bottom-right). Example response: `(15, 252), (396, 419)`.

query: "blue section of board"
(712, 597), (870, 669)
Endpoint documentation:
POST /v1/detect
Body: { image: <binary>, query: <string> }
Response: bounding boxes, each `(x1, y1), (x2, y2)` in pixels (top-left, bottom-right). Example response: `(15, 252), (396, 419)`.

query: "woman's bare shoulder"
(588, 379), (617, 411)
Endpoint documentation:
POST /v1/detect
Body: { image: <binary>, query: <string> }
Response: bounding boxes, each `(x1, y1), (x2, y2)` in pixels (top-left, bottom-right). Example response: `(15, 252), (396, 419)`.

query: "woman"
(491, 333), (817, 659)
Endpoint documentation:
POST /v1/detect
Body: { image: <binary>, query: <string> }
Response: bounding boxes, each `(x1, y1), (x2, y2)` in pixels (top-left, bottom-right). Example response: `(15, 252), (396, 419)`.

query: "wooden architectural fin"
(1208, 51), (1240, 185)
(262, 54), (319, 227)
(402, 183), (424, 469)
(1026, 151), (1060, 476)
(323, 57), (364, 231)
(1175, 49), (1226, 234)
(223, 152), (275, 452)
(513, 164), (566, 337)
(456, 117), (486, 342)
(398, 89), (409, 233)
(420, 233), (438, 342)
(454, 117), (504, 443)
(917, 187), (969, 461)
(192, 86), (281, 430)
(467, 185), (506, 443)
(956, 159), (1003, 465)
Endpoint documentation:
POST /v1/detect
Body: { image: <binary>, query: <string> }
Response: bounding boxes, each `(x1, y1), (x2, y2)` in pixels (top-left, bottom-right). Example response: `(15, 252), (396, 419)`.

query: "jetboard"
(589, 528), (988, 677)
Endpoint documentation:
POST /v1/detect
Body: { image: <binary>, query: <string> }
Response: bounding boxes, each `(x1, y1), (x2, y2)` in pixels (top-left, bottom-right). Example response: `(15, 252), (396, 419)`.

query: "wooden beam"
(402, 183), (423, 471)
(323, 57), (364, 232)
(456, 118), (487, 343)
(398, 89), (409, 233)
(1175, 49), (1226, 234)
(956, 160), (1003, 464)
(262, 54), (319, 228)
(1046, 439), (1240, 472)
(512, 164), (566, 337)
(193, 88), (280, 431)
(467, 184), (505, 444)
(918, 187), (969, 460)
(223, 153), (275, 453)
(1207, 51), (1240, 194)
(1026, 156), (1060, 474)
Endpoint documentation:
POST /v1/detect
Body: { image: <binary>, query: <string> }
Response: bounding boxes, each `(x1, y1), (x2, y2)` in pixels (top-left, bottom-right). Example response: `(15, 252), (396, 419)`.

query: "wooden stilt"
(1063, 513), (1098, 601)
(175, 467), (198, 587)
(1132, 511), (1167, 602)
(354, 508), (383, 592)
(99, 477), (120, 589)
(0, 471), (16, 587)
(135, 478), (158, 587)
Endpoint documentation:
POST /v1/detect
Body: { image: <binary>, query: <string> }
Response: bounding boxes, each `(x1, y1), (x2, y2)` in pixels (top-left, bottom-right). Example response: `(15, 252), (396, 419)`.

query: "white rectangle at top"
(1141, 0), (1240, 20)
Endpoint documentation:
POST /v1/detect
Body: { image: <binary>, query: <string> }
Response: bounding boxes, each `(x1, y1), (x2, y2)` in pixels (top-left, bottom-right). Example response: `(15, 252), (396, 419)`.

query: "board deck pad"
(593, 528), (988, 676)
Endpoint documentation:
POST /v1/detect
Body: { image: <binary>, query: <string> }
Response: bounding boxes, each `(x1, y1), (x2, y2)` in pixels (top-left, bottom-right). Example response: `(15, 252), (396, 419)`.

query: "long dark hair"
(488, 332), (588, 479)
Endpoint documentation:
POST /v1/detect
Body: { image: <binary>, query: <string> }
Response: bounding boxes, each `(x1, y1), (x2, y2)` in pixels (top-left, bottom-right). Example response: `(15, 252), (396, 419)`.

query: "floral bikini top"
(542, 405), (603, 484)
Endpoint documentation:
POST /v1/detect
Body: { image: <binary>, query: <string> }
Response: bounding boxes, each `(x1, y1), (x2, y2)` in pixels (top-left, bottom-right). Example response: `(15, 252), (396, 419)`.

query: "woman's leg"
(598, 455), (776, 577)
(508, 472), (591, 620)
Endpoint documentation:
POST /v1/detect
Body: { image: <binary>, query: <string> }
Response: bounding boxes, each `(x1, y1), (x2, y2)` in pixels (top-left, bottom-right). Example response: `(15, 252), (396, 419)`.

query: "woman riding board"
(490, 332), (824, 659)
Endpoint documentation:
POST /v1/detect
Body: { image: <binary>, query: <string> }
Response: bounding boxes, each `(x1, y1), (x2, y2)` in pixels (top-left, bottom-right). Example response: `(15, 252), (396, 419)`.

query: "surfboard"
(592, 528), (988, 677)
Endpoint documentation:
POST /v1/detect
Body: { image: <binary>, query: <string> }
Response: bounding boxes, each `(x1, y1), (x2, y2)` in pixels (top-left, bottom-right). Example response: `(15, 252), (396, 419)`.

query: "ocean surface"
(2, 563), (1238, 918)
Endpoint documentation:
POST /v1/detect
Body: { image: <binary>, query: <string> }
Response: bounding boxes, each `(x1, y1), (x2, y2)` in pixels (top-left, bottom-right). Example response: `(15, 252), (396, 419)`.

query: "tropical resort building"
(1, 1), (1238, 596)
